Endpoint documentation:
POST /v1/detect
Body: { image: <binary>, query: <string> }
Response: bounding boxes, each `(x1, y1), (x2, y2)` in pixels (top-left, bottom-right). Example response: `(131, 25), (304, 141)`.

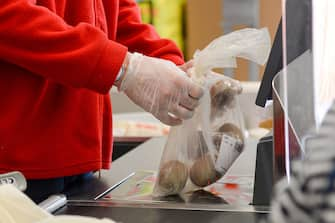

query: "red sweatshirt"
(0, 0), (184, 179)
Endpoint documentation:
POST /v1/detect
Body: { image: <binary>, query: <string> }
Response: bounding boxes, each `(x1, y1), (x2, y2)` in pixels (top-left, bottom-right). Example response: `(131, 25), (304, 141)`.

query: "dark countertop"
(56, 205), (269, 223)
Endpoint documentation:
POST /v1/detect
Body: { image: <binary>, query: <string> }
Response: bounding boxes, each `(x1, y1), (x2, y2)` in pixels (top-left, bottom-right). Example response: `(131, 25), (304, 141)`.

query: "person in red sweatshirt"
(0, 0), (203, 202)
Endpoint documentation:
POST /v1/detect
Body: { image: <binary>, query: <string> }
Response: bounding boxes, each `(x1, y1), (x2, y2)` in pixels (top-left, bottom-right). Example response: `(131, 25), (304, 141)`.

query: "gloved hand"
(119, 53), (204, 126)
(178, 60), (193, 73)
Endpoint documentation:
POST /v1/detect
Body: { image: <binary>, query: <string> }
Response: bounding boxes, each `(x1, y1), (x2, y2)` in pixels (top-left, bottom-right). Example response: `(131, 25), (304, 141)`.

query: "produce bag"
(153, 28), (271, 197)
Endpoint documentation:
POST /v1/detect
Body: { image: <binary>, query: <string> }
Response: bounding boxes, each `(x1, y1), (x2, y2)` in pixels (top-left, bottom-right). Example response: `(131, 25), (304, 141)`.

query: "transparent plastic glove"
(120, 53), (204, 126)
(178, 60), (194, 73)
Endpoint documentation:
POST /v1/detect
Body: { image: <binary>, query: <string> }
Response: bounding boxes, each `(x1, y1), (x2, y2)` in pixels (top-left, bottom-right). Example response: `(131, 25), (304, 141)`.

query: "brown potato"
(190, 154), (222, 187)
(157, 160), (188, 195)
(210, 80), (236, 110)
(218, 123), (244, 152)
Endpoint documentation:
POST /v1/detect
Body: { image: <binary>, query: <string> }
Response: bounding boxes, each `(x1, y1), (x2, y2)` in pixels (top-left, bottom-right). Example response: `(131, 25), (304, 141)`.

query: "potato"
(218, 123), (244, 152)
(219, 123), (244, 145)
(190, 154), (222, 187)
(157, 160), (188, 195)
(210, 80), (236, 110)
(218, 123), (243, 141)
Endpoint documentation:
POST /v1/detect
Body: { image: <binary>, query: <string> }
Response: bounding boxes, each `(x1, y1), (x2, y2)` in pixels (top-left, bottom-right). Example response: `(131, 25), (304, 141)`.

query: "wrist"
(114, 52), (131, 88)
(118, 52), (144, 92)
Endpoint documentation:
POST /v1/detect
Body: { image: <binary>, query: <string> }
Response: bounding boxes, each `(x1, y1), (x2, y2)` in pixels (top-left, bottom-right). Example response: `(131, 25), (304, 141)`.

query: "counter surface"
(55, 136), (270, 223)
(56, 205), (268, 223)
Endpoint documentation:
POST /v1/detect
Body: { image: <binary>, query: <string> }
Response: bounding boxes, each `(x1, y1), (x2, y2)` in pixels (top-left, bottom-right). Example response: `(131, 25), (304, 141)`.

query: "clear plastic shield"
(313, 0), (335, 126)
(272, 0), (315, 181)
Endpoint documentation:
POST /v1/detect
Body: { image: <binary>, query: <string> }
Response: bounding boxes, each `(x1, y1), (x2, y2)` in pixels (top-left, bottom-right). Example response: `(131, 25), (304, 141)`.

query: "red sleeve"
(116, 0), (184, 65)
(0, 0), (127, 94)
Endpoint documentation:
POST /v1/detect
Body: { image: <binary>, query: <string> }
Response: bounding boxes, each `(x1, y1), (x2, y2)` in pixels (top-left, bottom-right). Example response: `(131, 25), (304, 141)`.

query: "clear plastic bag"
(153, 28), (271, 197)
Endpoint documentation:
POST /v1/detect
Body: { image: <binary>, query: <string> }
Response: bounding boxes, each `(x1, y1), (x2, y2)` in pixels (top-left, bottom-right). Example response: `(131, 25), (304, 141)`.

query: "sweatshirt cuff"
(87, 41), (128, 94)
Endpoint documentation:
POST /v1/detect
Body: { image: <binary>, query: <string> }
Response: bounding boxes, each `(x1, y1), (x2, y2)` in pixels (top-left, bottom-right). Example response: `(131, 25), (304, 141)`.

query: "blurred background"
(112, 0), (281, 139)
(136, 0), (281, 80)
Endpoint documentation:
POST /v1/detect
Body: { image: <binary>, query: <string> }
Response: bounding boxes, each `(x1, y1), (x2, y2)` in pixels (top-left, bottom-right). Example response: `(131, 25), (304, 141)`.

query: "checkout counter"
(53, 136), (270, 223)
(2, 1), (317, 221)
(50, 43), (274, 221)
(1, 0), (328, 222)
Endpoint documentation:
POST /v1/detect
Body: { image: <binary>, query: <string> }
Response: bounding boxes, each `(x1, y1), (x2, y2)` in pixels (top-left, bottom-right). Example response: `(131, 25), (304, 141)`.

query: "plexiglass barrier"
(272, 0), (315, 182)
